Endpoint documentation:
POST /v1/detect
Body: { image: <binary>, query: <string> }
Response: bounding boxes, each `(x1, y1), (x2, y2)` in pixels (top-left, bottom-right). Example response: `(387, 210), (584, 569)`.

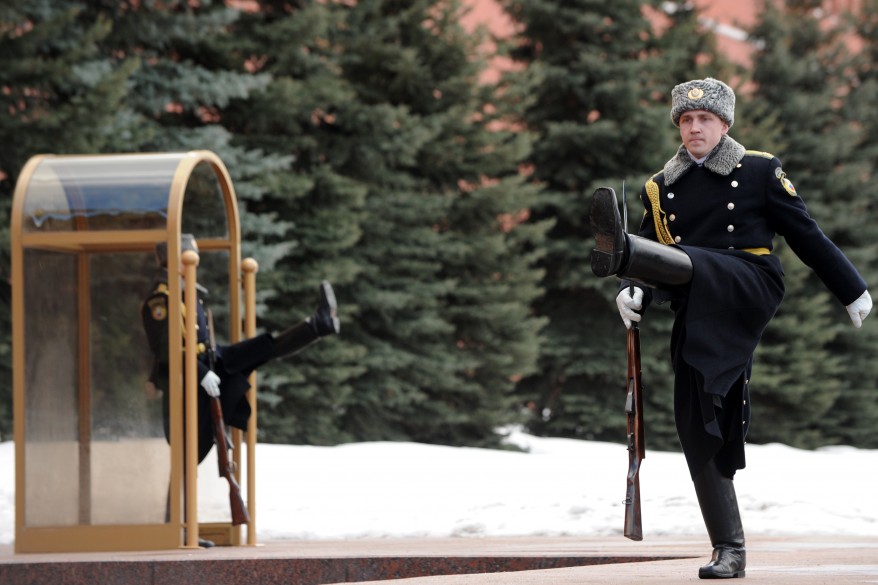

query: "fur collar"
(662, 135), (747, 186)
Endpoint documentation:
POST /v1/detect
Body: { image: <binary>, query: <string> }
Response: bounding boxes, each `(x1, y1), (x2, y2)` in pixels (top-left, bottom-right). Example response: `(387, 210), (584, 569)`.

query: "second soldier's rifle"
(621, 182), (645, 541)
(206, 309), (250, 526)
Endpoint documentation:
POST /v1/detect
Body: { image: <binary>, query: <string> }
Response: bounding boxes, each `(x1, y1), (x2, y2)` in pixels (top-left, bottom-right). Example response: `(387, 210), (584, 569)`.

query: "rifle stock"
(206, 309), (250, 527)
(210, 397), (250, 526)
(623, 322), (645, 541)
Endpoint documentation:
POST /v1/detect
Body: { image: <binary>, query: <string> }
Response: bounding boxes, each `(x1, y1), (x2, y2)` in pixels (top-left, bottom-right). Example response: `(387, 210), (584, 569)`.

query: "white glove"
(200, 371), (221, 397)
(616, 287), (644, 329)
(846, 289), (872, 328)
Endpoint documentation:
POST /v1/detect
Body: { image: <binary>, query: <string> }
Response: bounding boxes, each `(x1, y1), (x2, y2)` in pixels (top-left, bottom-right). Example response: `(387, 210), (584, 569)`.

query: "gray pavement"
(2, 535), (877, 584)
(318, 536), (878, 585)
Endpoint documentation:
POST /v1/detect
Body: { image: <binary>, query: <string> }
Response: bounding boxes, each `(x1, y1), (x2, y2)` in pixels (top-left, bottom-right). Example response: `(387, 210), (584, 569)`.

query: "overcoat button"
(674, 236), (682, 243)
(727, 202), (735, 210)
(727, 225), (735, 232)
(731, 180), (739, 187)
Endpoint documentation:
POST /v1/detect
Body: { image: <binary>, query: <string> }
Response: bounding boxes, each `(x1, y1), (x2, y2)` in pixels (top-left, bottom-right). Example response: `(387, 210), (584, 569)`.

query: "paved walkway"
(321, 536), (878, 584)
(1, 535), (877, 584)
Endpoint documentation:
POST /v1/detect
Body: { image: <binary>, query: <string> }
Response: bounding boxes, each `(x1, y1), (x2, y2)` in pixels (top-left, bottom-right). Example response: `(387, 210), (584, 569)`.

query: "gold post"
(241, 257), (259, 545)
(182, 250), (200, 549)
(76, 252), (92, 525)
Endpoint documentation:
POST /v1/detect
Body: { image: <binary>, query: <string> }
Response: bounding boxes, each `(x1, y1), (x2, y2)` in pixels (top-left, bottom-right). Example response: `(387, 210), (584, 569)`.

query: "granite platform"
(1, 535), (876, 585)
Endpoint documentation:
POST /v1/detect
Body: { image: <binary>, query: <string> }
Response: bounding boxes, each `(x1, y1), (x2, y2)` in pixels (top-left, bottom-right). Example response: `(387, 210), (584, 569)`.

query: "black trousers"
(161, 333), (274, 463)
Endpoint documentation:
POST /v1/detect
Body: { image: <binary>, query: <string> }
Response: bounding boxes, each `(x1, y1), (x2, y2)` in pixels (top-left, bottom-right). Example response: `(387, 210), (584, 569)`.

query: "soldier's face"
(678, 110), (729, 159)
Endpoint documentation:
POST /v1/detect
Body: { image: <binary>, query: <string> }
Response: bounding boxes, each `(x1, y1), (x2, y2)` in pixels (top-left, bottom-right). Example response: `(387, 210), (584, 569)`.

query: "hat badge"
(688, 88), (704, 100)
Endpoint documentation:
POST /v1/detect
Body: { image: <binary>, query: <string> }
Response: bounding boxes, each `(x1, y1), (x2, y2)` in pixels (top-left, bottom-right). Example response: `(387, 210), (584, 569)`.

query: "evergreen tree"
(496, 0), (717, 450)
(224, 0), (549, 447)
(334, 0), (550, 447)
(76, 1), (295, 272)
(827, 0), (878, 447)
(652, 1), (732, 84)
(743, 0), (867, 447)
(83, 0), (266, 152)
(220, 1), (367, 444)
(0, 0), (294, 438)
(0, 1), (136, 437)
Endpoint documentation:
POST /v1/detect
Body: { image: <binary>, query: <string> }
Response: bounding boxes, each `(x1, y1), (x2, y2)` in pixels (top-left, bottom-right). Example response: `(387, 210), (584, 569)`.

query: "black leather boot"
(271, 280), (340, 358)
(590, 187), (693, 288)
(590, 186), (628, 277)
(694, 459), (746, 579)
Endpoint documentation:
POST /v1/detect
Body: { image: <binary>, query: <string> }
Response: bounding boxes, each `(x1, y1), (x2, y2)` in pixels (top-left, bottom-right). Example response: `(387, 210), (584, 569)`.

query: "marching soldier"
(142, 234), (340, 465)
(590, 78), (871, 579)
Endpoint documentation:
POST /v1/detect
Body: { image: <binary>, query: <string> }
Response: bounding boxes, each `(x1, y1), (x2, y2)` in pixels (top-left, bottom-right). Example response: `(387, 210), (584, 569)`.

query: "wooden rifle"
(623, 320), (645, 540)
(206, 309), (250, 526)
(621, 180), (645, 541)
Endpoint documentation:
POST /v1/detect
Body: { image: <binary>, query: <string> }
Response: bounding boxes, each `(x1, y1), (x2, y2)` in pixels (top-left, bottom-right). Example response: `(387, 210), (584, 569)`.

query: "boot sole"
(698, 569), (746, 579)
(590, 187), (622, 277)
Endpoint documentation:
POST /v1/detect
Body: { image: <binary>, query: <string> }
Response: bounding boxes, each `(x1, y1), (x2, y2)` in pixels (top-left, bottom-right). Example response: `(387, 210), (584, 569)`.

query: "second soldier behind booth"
(142, 234), (340, 464)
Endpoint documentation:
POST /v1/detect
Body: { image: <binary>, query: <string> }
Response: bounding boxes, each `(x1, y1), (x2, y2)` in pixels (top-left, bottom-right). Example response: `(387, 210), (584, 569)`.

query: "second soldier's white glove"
(846, 289), (872, 329)
(200, 371), (221, 397)
(616, 287), (644, 329)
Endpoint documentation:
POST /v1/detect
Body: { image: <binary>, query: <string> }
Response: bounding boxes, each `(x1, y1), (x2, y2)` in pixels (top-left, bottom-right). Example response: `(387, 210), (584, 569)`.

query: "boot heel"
(590, 249), (615, 277)
(698, 550), (746, 579)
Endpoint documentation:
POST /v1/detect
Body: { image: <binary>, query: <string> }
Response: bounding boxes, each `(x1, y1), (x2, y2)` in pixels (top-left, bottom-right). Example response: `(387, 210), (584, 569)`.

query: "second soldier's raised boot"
(271, 280), (340, 358)
(590, 186), (693, 288)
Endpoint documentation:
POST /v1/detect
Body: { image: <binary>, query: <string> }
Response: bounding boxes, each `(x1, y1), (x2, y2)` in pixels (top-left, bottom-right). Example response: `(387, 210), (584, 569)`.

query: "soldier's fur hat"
(155, 234), (198, 267)
(670, 77), (735, 128)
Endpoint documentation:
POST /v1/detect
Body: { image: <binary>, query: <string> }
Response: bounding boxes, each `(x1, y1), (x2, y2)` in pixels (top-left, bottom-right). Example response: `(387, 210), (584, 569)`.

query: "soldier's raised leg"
(271, 280), (340, 358)
(590, 187), (692, 288)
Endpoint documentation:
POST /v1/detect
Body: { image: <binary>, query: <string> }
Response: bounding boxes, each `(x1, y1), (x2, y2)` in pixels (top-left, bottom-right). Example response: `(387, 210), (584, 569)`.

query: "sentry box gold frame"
(11, 151), (260, 552)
